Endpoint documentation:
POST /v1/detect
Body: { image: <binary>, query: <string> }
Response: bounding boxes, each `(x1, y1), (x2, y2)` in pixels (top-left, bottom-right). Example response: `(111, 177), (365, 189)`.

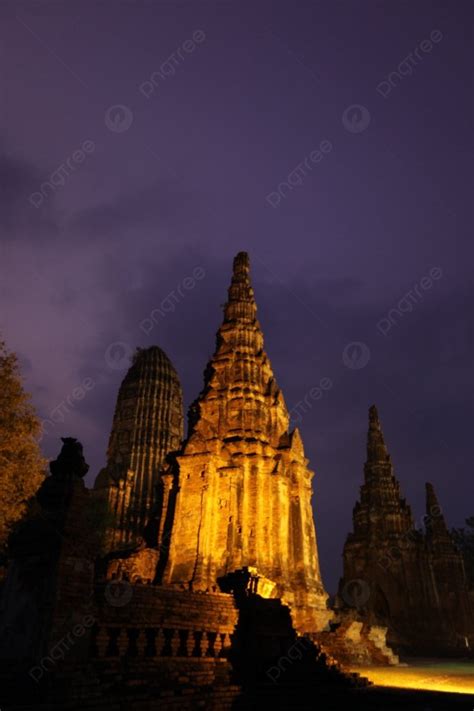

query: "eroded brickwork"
(94, 346), (183, 551)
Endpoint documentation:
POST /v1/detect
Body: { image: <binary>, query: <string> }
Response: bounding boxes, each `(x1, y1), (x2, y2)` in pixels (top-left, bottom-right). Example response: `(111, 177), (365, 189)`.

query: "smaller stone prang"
(49, 437), (89, 479)
(94, 346), (184, 552)
(340, 406), (474, 655)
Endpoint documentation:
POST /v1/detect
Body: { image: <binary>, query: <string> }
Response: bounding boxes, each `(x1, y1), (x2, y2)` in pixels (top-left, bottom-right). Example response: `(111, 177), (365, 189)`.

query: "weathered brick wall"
(96, 584), (237, 627)
(91, 584), (238, 661)
(68, 586), (240, 709)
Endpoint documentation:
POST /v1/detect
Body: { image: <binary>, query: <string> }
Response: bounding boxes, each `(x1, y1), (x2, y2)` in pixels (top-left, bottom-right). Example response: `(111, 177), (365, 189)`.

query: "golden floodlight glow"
(353, 662), (474, 696)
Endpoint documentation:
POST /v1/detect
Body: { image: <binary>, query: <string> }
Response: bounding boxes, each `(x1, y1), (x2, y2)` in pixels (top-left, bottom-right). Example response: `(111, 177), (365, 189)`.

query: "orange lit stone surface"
(162, 252), (331, 631)
(353, 659), (474, 695)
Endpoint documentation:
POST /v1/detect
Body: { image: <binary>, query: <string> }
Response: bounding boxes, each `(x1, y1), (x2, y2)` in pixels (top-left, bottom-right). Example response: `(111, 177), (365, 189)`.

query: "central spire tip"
(233, 252), (250, 273)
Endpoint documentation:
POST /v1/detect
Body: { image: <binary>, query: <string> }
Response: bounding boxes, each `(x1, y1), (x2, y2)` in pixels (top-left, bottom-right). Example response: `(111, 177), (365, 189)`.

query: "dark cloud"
(70, 180), (197, 239)
(0, 148), (60, 253)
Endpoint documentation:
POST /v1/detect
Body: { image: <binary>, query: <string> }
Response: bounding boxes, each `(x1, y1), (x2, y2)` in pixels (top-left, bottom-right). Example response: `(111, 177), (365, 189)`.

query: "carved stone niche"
(106, 548), (160, 583)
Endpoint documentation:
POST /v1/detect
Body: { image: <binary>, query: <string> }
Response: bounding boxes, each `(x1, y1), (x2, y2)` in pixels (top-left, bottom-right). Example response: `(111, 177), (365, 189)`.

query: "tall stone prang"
(345, 405), (415, 552)
(162, 252), (330, 631)
(340, 406), (474, 654)
(340, 405), (422, 637)
(94, 346), (183, 551)
(424, 482), (470, 605)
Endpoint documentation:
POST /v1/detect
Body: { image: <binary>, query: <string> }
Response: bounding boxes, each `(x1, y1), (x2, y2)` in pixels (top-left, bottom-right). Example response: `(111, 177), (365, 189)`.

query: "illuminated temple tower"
(161, 252), (330, 631)
(94, 346), (183, 550)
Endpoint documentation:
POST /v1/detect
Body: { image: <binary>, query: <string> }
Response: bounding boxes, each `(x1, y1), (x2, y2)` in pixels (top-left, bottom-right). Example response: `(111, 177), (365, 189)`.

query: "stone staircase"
(314, 619), (399, 667)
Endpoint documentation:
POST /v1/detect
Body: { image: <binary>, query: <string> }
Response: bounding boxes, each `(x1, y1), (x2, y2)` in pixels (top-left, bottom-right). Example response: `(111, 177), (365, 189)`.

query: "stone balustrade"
(90, 625), (232, 659)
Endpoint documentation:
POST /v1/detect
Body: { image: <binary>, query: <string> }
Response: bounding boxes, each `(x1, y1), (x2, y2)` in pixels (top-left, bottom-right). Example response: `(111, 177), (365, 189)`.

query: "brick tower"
(162, 252), (330, 631)
(94, 346), (183, 550)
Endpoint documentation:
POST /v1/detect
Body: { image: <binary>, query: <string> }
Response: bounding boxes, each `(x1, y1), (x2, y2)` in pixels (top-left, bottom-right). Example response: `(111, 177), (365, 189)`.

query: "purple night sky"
(1, 1), (472, 592)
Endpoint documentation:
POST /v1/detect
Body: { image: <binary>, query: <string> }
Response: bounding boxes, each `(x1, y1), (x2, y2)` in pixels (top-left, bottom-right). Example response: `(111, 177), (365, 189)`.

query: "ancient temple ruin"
(0, 254), (374, 709)
(340, 405), (474, 655)
(1, 254), (473, 710)
(94, 346), (183, 551)
(95, 253), (332, 632)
